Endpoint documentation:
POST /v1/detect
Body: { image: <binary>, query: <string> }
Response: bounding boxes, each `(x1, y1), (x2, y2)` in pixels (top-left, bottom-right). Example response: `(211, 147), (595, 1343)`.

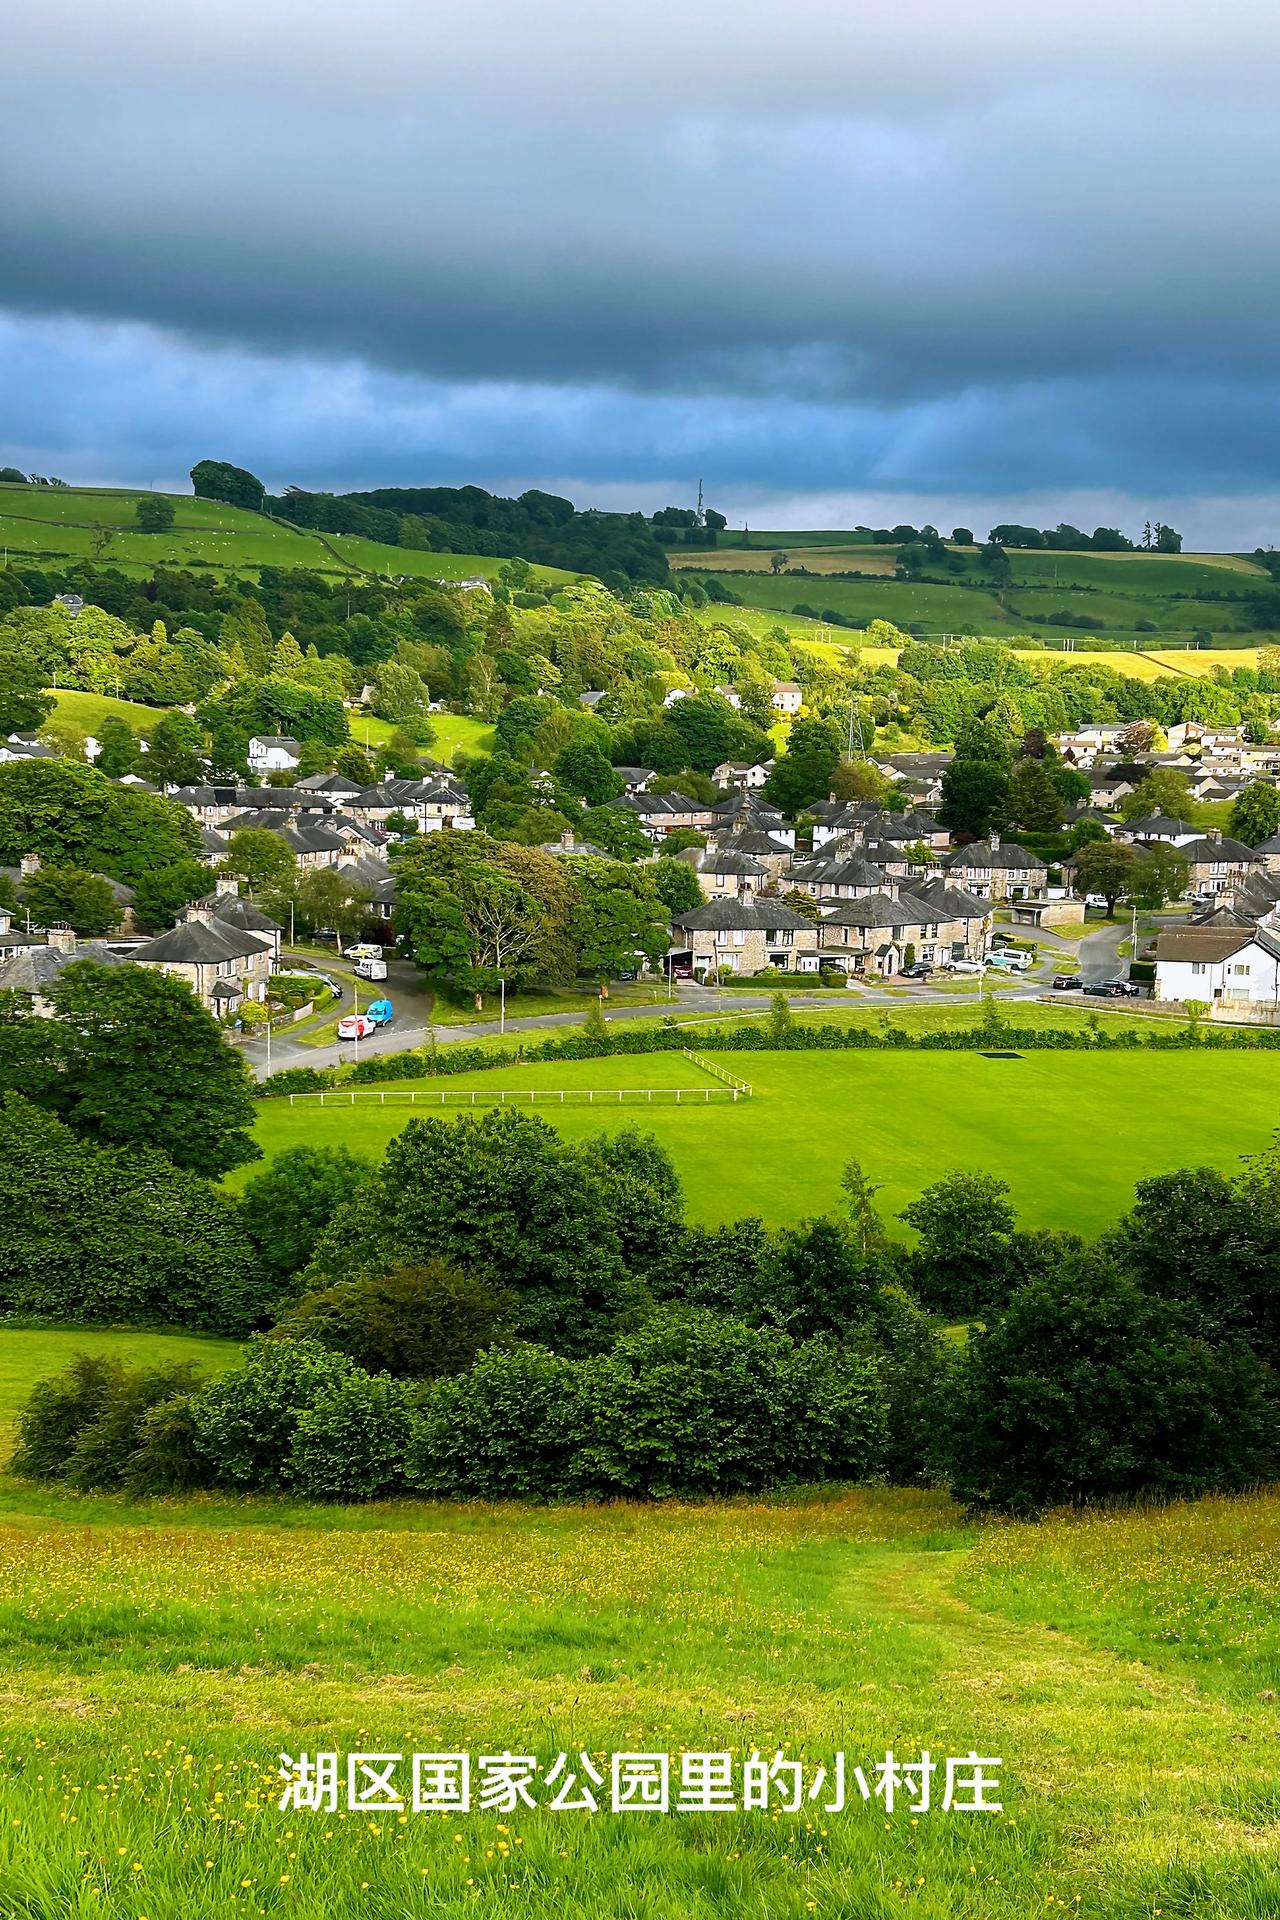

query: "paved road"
(242, 965), (1052, 1082)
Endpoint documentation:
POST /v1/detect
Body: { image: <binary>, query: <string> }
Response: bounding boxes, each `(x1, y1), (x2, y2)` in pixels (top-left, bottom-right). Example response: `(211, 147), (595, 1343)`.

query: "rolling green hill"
(674, 534), (1275, 645)
(0, 483), (575, 587)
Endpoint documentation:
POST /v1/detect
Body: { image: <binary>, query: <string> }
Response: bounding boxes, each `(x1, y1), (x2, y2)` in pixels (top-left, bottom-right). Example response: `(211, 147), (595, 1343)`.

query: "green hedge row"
(257, 1010), (1280, 1098)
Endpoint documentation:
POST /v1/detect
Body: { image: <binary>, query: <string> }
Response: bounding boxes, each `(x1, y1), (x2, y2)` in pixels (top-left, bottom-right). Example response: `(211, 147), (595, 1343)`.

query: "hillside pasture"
(248, 1047), (1280, 1239)
(0, 1480), (1276, 1918)
(0, 482), (566, 589)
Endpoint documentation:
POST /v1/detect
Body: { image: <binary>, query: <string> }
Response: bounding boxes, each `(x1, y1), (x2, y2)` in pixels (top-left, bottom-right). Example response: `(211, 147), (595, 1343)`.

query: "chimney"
(185, 905), (212, 925)
(45, 924), (76, 955)
(215, 873), (240, 898)
(19, 852), (40, 877)
(561, 829), (574, 850)
(1208, 827), (1223, 844)
(989, 831), (1001, 852)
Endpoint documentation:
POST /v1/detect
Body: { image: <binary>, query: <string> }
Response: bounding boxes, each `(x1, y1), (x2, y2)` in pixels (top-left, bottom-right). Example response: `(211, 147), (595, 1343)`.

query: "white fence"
(288, 1084), (746, 1107)
(681, 1047), (754, 1096)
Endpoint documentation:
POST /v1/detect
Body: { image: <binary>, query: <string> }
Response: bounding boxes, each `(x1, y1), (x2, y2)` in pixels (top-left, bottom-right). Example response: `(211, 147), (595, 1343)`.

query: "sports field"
(248, 1047), (1280, 1236)
(0, 1475), (1275, 1919)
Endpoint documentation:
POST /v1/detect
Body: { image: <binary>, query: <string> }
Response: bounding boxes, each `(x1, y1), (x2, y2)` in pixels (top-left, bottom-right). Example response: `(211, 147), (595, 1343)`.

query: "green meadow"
(0, 483), (569, 588)
(0, 1473), (1276, 1919)
(247, 1047), (1280, 1236)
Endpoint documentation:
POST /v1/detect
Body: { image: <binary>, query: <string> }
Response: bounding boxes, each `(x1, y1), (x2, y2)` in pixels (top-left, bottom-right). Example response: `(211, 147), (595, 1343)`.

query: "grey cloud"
(1, 1), (1278, 518)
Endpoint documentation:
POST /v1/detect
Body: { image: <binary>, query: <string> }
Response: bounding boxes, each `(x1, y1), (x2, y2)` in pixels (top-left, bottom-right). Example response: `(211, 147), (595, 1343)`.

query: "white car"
(948, 957), (986, 974)
(337, 1013), (376, 1041)
(344, 943), (383, 961)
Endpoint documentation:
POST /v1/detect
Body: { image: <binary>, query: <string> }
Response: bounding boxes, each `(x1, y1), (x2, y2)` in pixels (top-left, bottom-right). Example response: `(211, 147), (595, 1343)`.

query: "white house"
(771, 680), (803, 714)
(247, 735), (302, 775)
(1154, 923), (1280, 1007)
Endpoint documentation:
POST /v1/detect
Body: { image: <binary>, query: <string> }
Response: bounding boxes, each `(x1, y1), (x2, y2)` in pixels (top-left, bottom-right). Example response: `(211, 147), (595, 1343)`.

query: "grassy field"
(0, 1478), (1276, 1918)
(677, 539), (1274, 645)
(248, 1046), (1280, 1236)
(0, 483), (569, 589)
(0, 1326), (241, 1447)
(47, 688), (165, 737)
(349, 711), (496, 762)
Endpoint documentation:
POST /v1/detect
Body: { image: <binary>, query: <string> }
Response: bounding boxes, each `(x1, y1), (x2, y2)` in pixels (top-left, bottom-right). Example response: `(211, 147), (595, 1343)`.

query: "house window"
(1191, 962), (1206, 975)
(778, 930), (793, 946)
(1233, 964), (1250, 976)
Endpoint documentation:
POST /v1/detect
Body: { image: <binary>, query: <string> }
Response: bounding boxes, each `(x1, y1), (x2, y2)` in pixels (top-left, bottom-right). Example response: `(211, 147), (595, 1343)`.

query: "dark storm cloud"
(2, 0), (1279, 530)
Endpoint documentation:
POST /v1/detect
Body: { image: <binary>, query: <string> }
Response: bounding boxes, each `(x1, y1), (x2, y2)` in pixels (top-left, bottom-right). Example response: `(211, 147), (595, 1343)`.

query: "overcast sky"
(3, 0), (1278, 542)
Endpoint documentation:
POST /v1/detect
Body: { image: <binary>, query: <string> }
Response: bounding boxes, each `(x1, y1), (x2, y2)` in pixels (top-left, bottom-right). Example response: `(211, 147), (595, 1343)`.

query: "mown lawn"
(0, 1482), (1277, 1917)
(248, 1046), (1280, 1236)
(0, 1327), (242, 1447)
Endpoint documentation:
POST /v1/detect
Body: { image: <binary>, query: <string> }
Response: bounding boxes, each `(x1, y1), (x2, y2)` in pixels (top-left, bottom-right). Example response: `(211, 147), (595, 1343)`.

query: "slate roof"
(1155, 927), (1258, 964)
(0, 940), (130, 994)
(1175, 836), (1257, 863)
(819, 891), (933, 930)
(673, 898), (814, 932)
(947, 840), (1047, 872)
(132, 921), (274, 966)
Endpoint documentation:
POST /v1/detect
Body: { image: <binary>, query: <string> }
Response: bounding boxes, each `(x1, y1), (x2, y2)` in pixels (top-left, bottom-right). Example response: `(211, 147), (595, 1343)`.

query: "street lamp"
(499, 974), (506, 1034)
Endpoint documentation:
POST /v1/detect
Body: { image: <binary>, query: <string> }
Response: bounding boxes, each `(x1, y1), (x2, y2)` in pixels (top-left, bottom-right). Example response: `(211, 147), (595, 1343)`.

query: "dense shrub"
(63, 1362), (203, 1491)
(572, 1311), (886, 1497)
(188, 1337), (356, 1490)
(11, 1353), (123, 1481)
(287, 1372), (414, 1501)
(947, 1257), (1279, 1515)
(406, 1346), (582, 1500)
(275, 1260), (510, 1378)
(899, 1170), (1019, 1319)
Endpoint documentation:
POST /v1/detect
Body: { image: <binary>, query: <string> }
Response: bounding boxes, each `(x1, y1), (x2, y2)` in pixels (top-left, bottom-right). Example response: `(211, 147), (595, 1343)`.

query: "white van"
(354, 955), (388, 982)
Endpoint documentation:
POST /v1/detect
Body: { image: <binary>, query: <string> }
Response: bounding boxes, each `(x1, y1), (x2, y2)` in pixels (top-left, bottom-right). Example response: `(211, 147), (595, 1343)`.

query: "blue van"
(365, 998), (394, 1027)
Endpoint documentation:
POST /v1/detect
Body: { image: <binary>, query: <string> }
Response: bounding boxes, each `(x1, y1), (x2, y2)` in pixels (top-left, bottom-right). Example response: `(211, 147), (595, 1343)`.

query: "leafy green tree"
(0, 647), (54, 735)
(1126, 844), (1189, 911)
(305, 1107), (644, 1355)
(240, 1145), (375, 1296)
(569, 858), (669, 993)
(1230, 781), (1280, 847)
(188, 1336), (355, 1489)
(1120, 768), (1192, 821)
(899, 1169), (1018, 1317)
(0, 1096), (258, 1331)
(0, 758), (200, 888)
(948, 1258), (1276, 1514)
(1006, 755), (1064, 834)
(394, 831), (570, 1007)
(21, 864), (117, 936)
(286, 868), (372, 943)
(130, 858), (210, 934)
(652, 856), (703, 915)
(553, 737), (623, 807)
(145, 711), (207, 786)
(937, 756), (1009, 838)
(841, 1155), (888, 1254)
(93, 715), (140, 779)
(225, 827), (296, 895)
(1067, 815), (1109, 854)
(49, 961), (260, 1176)
(1073, 838), (1137, 914)
(368, 660), (435, 743)
(762, 717), (843, 814)
(579, 803), (652, 862)
(190, 459), (266, 511)
(286, 1369), (413, 1501)
(134, 496), (176, 533)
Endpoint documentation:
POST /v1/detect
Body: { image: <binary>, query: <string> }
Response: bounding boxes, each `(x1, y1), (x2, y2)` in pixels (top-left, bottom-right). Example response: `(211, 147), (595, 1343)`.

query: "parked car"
(344, 943), (383, 961)
(337, 1013), (376, 1040)
(1052, 973), (1084, 991)
(987, 949), (1033, 972)
(354, 955), (388, 981)
(670, 962), (694, 980)
(1083, 893), (1109, 910)
(900, 961), (933, 979)
(1083, 980), (1127, 998)
(365, 998), (394, 1027)
(948, 957), (986, 974)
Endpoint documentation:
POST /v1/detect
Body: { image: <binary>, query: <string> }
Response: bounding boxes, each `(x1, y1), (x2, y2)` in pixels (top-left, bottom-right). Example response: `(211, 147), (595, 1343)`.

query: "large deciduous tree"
(49, 961), (260, 1176)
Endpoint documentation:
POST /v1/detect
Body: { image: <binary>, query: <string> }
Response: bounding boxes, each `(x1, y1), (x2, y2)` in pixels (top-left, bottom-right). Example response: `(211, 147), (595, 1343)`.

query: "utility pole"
(499, 974), (506, 1034)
